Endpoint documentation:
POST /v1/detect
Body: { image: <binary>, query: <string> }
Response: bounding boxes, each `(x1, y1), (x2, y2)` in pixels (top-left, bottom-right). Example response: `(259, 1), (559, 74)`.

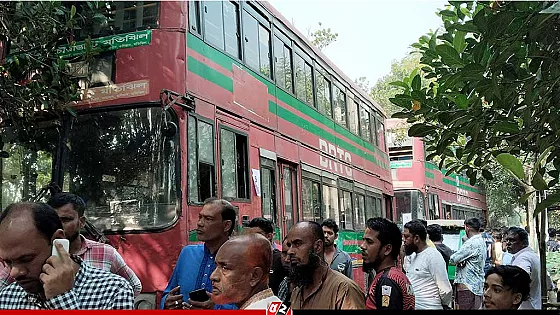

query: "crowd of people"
(0, 194), (554, 310)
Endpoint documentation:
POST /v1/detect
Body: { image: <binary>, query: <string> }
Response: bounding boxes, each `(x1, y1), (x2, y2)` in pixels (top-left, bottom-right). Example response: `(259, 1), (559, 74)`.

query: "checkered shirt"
(77, 235), (142, 296)
(0, 257), (134, 309)
(0, 235), (142, 296)
(0, 264), (13, 292)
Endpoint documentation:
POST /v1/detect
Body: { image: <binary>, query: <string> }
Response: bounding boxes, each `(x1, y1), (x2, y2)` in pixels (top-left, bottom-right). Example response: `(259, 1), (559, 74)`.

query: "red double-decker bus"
(386, 119), (488, 226)
(1, 1), (393, 307)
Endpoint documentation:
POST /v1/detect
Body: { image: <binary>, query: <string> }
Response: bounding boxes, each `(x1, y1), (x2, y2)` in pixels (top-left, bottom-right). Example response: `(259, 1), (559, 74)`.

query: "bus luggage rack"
(160, 89), (195, 111)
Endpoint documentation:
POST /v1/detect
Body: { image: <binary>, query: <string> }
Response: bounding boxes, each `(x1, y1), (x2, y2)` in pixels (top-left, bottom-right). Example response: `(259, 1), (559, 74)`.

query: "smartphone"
(51, 239), (70, 257)
(189, 288), (210, 302)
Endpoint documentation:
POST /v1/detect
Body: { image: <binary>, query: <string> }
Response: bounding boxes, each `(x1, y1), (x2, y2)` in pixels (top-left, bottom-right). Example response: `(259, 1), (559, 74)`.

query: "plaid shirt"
(76, 235), (142, 296)
(277, 277), (291, 302)
(0, 257), (134, 309)
(0, 235), (142, 296)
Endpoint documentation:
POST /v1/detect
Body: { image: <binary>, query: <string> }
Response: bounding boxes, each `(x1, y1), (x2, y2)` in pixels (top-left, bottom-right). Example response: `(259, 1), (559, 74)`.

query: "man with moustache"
(210, 234), (282, 309)
(321, 219), (353, 279)
(361, 217), (414, 310)
(403, 219), (452, 309)
(0, 192), (142, 295)
(160, 198), (237, 310)
(0, 202), (134, 309)
(285, 221), (364, 309)
(504, 227), (541, 309)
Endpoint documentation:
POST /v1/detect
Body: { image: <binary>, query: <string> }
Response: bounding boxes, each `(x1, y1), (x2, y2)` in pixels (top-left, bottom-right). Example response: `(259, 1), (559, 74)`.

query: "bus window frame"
(187, 113), (217, 205)
(218, 124), (251, 202)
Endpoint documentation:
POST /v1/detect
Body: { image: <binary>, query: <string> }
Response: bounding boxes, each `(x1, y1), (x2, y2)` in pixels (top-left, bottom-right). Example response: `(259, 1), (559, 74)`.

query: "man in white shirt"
(210, 233), (282, 310)
(402, 219), (453, 309)
(504, 227), (541, 309)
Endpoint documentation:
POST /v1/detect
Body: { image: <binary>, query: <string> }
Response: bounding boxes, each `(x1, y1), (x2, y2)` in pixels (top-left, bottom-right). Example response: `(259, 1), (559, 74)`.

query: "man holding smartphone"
(0, 202), (135, 309)
(160, 198), (237, 310)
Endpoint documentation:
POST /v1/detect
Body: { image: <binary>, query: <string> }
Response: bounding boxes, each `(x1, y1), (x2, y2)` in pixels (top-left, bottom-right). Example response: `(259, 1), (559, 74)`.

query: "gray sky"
(268, 0), (447, 85)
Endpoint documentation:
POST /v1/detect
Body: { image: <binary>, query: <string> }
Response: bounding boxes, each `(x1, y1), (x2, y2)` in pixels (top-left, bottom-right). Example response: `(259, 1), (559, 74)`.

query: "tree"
(389, 1), (560, 219)
(370, 53), (423, 116)
(308, 22), (338, 50)
(0, 2), (108, 129)
(483, 162), (525, 227)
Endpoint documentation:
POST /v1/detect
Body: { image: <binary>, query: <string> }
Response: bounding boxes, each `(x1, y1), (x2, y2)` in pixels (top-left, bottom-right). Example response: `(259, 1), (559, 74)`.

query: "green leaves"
(496, 153), (525, 181)
(408, 123), (436, 137)
(493, 122), (520, 133)
(435, 44), (463, 67)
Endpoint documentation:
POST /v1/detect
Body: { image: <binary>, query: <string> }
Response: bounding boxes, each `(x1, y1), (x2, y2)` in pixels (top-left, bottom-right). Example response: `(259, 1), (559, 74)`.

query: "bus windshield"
(1, 107), (179, 232)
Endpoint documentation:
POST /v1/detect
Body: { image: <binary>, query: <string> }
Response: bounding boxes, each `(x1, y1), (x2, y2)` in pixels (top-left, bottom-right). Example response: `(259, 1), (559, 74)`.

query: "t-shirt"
(366, 266), (415, 310)
(405, 247), (453, 310)
(435, 243), (453, 267)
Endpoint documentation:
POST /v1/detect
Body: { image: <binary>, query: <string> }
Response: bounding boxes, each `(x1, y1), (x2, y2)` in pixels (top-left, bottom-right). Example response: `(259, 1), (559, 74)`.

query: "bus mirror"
(162, 121), (177, 138)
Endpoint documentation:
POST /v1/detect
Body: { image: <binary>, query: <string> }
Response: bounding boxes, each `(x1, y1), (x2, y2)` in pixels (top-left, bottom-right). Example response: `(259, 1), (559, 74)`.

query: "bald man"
(210, 234), (282, 309)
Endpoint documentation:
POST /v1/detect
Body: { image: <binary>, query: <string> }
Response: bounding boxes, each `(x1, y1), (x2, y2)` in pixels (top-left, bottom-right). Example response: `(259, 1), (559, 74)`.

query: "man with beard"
(161, 198), (237, 310)
(403, 219), (452, 309)
(321, 219), (353, 279)
(0, 202), (135, 309)
(210, 234), (281, 309)
(361, 217), (414, 310)
(504, 227), (541, 309)
(0, 192), (142, 296)
(285, 221), (364, 309)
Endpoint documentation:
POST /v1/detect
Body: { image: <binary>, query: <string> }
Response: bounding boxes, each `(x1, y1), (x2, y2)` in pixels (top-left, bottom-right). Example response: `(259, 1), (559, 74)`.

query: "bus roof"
(427, 219), (465, 228)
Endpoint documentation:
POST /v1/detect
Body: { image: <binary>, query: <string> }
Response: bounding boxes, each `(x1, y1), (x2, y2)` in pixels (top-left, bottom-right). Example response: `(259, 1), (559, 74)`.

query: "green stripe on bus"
(269, 101), (380, 167)
(425, 170), (435, 179)
(275, 89), (379, 157)
(188, 34), (388, 169)
(425, 161), (478, 189)
(188, 56), (233, 92)
(188, 34), (276, 94)
(442, 177), (479, 193)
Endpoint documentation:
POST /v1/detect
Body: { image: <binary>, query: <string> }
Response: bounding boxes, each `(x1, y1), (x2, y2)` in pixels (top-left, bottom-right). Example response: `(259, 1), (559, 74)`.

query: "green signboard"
(390, 161), (413, 169)
(57, 29), (152, 58)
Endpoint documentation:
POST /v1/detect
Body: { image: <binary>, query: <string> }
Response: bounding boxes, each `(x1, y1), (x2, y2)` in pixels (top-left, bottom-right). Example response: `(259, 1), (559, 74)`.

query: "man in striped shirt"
(0, 193), (142, 296)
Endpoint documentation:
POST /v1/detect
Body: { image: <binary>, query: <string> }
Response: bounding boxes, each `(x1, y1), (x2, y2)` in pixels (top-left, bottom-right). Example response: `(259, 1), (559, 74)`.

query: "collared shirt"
(0, 264), (13, 292)
(329, 246), (354, 279)
(290, 267), (365, 309)
(0, 257), (134, 309)
(160, 244), (236, 310)
(277, 277), (291, 302)
(76, 235), (142, 296)
(510, 246), (541, 309)
(241, 288), (282, 310)
(449, 233), (486, 296)
(0, 235), (141, 296)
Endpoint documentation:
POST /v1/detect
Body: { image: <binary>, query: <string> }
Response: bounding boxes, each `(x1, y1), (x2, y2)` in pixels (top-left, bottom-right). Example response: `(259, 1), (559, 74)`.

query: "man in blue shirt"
(160, 198), (237, 310)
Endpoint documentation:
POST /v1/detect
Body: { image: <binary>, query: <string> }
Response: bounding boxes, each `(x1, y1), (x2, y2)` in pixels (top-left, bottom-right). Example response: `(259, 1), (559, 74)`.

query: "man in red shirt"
(361, 217), (414, 310)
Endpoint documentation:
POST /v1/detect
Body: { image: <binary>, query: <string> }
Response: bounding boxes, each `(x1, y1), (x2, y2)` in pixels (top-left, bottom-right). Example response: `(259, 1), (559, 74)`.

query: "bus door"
(260, 157), (277, 226)
(278, 162), (299, 237)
